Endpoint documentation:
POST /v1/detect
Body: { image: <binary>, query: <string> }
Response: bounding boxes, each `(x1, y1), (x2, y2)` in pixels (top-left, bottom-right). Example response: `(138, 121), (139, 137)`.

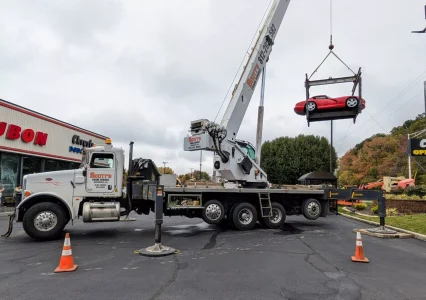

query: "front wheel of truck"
(23, 202), (67, 241)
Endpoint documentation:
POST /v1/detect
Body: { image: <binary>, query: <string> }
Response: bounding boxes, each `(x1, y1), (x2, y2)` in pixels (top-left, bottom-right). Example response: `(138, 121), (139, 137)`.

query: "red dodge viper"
(294, 95), (366, 115)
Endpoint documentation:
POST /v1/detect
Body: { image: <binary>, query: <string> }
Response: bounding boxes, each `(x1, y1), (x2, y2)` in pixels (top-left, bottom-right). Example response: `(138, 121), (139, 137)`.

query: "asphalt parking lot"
(1, 213), (425, 300)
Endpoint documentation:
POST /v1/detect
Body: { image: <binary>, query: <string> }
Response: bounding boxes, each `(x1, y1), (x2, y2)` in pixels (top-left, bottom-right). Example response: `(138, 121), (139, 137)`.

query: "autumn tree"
(158, 167), (175, 175)
(338, 113), (426, 185)
(260, 134), (337, 184)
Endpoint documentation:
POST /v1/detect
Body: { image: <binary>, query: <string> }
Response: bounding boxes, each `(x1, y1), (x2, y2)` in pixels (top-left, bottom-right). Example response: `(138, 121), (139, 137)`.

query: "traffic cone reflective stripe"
(351, 232), (369, 263)
(54, 233), (78, 272)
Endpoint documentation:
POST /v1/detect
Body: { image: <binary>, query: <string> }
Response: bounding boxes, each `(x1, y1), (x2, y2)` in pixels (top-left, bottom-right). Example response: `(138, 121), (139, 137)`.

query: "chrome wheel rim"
(205, 204), (222, 221)
(307, 202), (320, 217)
(307, 102), (316, 111)
(34, 211), (58, 231)
(269, 208), (283, 224)
(238, 208), (253, 225)
(346, 98), (358, 108)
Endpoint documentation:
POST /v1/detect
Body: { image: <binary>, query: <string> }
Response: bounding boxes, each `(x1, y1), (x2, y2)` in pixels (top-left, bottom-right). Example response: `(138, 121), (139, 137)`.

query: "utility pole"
(424, 80), (426, 125)
(199, 150), (202, 180)
(330, 120), (333, 174)
(255, 66), (266, 165)
(190, 168), (194, 179)
(162, 161), (168, 174)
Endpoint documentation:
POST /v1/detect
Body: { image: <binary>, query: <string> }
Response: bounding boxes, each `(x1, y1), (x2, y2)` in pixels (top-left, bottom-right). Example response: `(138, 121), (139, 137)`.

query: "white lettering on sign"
(420, 139), (426, 148)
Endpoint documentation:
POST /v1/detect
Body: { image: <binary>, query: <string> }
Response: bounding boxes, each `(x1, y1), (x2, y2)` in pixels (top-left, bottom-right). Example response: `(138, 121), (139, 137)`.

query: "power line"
(334, 71), (426, 145)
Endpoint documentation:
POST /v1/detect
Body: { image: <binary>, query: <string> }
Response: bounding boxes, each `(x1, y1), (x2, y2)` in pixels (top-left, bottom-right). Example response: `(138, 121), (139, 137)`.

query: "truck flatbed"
(164, 187), (326, 195)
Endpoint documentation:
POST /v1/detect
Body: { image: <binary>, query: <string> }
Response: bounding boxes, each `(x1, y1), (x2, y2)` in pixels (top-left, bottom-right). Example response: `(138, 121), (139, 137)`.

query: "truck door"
(85, 152), (117, 194)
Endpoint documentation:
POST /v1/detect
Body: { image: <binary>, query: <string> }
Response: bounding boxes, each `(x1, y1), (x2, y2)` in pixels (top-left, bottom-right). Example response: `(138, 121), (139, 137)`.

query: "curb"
(339, 212), (426, 242)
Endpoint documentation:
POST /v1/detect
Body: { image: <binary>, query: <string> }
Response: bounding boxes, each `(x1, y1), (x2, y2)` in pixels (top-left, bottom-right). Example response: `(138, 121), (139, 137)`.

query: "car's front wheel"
(345, 97), (359, 109)
(305, 101), (317, 112)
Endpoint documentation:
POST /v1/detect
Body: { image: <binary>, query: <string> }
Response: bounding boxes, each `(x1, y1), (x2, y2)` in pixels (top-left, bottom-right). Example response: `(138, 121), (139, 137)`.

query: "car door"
(314, 95), (336, 109)
(85, 152), (117, 194)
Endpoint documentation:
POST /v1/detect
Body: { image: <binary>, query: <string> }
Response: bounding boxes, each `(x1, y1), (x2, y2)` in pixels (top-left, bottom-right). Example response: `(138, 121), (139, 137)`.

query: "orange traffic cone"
(351, 232), (369, 263)
(54, 233), (78, 272)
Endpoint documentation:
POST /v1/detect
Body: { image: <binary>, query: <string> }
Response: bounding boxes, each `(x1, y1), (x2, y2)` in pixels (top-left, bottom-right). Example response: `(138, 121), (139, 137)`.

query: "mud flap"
(1, 211), (15, 238)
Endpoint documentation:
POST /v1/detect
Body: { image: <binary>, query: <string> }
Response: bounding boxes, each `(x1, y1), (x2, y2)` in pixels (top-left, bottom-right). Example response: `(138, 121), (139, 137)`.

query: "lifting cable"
(308, 0), (356, 80)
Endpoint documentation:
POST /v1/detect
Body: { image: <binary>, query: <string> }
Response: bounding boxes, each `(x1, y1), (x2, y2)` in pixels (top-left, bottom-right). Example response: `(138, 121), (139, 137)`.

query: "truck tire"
(232, 202), (258, 231)
(259, 202), (286, 229)
(302, 198), (321, 220)
(23, 202), (67, 241)
(202, 200), (225, 225)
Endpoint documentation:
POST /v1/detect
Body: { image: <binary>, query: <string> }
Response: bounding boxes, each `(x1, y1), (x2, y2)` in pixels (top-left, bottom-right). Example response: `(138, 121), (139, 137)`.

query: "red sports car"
(294, 95), (366, 115)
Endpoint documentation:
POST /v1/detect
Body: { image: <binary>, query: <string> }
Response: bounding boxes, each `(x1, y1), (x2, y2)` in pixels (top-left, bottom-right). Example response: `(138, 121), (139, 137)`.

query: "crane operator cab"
(236, 140), (256, 162)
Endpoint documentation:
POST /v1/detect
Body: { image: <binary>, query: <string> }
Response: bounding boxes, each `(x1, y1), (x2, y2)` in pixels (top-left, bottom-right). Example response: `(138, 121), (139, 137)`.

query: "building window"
(0, 153), (20, 198)
(22, 156), (42, 177)
(45, 159), (59, 172)
(90, 153), (114, 168)
(70, 162), (80, 169)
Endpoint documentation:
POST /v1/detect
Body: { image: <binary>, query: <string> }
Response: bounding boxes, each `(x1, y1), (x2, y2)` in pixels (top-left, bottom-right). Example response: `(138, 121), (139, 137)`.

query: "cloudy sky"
(1, 0), (425, 176)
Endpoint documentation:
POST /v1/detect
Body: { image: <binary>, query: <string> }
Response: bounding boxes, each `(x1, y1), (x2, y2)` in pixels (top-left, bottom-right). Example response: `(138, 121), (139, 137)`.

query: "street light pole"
(162, 162), (168, 174)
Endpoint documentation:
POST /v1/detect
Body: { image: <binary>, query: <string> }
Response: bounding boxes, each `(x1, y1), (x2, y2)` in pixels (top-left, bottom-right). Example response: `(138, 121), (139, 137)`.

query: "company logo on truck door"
(246, 63), (261, 89)
(90, 172), (113, 179)
(188, 136), (201, 143)
(0, 122), (48, 146)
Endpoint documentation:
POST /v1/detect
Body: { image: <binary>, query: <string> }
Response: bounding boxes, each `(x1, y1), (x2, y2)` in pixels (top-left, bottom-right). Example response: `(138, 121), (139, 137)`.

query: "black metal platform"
(307, 109), (359, 123)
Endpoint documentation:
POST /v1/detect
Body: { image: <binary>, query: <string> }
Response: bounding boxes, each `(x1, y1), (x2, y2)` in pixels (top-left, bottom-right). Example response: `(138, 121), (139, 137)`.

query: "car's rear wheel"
(345, 97), (358, 109)
(305, 101), (317, 112)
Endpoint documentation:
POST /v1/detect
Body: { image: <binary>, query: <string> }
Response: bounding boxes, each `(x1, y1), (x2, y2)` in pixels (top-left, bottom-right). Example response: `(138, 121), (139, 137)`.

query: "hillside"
(337, 113), (426, 185)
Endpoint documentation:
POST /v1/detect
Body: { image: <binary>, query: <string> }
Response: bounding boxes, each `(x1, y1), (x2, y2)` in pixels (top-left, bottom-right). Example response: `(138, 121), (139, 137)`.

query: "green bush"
(354, 203), (367, 210)
(389, 187), (405, 195)
(371, 205), (379, 214)
(405, 186), (426, 197)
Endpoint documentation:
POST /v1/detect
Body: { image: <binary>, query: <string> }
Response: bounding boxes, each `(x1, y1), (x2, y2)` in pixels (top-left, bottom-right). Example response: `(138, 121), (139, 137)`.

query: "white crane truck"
(5, 0), (337, 241)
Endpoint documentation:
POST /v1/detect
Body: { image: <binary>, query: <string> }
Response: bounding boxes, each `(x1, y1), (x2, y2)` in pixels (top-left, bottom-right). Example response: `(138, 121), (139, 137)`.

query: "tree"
(260, 134), (337, 184)
(193, 170), (211, 181)
(178, 171), (211, 182)
(158, 167), (174, 175)
(337, 113), (426, 186)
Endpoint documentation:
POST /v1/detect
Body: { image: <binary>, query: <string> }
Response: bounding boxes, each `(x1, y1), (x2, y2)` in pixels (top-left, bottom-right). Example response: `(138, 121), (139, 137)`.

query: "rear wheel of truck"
(302, 198), (321, 220)
(202, 200), (225, 225)
(259, 202), (286, 229)
(232, 202), (258, 231)
(23, 202), (67, 241)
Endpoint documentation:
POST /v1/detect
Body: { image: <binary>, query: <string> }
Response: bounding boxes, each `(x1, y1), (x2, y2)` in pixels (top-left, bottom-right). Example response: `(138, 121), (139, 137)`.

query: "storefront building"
(0, 98), (108, 203)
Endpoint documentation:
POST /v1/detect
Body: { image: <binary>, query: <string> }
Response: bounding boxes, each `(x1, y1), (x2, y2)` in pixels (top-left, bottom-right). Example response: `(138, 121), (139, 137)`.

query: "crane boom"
(221, 0), (290, 138)
(183, 0), (291, 187)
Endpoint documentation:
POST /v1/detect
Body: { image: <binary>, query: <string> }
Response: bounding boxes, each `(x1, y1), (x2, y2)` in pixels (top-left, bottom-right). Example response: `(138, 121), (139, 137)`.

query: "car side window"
(90, 153), (114, 168)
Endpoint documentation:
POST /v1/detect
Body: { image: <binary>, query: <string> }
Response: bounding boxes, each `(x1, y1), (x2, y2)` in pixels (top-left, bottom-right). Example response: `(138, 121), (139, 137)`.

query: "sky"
(0, 0), (425, 176)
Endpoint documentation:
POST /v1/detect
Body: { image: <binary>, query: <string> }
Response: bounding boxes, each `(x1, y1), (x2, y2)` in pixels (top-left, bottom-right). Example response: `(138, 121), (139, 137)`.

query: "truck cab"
(16, 138), (126, 240)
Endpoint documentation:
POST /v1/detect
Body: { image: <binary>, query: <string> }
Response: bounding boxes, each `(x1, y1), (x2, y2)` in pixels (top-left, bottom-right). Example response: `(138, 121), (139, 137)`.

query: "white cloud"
(0, 0), (425, 176)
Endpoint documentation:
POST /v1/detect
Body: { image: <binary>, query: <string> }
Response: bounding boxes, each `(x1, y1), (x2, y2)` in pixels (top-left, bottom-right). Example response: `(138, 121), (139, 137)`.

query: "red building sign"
(0, 122), (48, 146)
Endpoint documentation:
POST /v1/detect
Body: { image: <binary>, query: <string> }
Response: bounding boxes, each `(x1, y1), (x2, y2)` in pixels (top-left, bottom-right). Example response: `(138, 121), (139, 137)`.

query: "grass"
(338, 206), (426, 235)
